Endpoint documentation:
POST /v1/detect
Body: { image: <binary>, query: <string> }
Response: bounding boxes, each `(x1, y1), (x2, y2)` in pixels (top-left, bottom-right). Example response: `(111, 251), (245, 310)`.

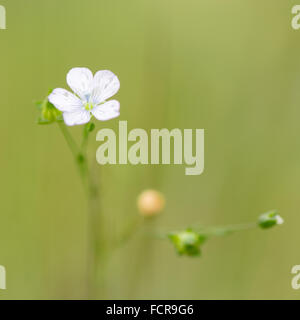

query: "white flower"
(48, 67), (120, 126)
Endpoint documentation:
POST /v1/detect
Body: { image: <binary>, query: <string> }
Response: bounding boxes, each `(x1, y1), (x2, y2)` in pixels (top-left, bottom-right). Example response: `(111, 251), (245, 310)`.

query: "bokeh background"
(0, 0), (300, 300)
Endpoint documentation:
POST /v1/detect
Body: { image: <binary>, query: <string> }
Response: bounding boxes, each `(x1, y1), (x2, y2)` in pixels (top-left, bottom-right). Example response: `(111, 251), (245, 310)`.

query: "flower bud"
(36, 96), (62, 125)
(137, 190), (165, 217)
(168, 229), (206, 257)
(258, 211), (284, 229)
(42, 101), (61, 121)
(83, 122), (95, 137)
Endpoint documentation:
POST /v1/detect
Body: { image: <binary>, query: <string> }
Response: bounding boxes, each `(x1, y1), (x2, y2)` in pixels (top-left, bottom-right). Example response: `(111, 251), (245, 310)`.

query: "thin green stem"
(58, 121), (87, 186)
(81, 132), (89, 154)
(57, 121), (103, 299)
(196, 222), (257, 237)
(129, 218), (157, 298)
(113, 217), (143, 251)
(79, 126), (100, 298)
(155, 222), (258, 241)
(57, 122), (79, 157)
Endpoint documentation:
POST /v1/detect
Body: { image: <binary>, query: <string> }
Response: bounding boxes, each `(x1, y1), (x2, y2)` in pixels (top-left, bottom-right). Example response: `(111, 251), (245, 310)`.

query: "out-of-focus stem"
(197, 222), (258, 238)
(58, 122), (87, 186)
(57, 122), (79, 158)
(114, 218), (142, 250)
(86, 164), (101, 298)
(58, 122), (103, 299)
(128, 218), (157, 298)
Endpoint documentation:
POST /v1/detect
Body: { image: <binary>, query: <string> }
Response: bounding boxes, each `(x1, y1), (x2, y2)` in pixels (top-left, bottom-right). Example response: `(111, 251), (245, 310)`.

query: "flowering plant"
(36, 67), (284, 298)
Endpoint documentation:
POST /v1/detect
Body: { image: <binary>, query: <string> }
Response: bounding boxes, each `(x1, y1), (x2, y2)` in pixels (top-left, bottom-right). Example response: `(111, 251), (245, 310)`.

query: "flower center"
(85, 102), (94, 111)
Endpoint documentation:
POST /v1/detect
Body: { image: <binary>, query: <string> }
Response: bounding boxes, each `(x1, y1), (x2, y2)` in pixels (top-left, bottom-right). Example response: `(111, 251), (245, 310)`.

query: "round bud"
(168, 230), (206, 257)
(43, 101), (61, 122)
(37, 97), (62, 125)
(137, 190), (165, 217)
(258, 211), (284, 229)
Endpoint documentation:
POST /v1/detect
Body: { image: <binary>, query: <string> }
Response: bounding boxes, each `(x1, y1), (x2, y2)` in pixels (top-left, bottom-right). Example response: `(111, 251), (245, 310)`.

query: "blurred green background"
(0, 0), (300, 299)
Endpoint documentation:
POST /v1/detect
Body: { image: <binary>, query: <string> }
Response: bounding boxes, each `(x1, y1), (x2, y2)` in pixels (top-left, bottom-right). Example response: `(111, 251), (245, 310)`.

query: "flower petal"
(91, 70), (120, 104)
(67, 67), (93, 100)
(48, 88), (83, 112)
(63, 110), (91, 126)
(91, 100), (120, 121)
